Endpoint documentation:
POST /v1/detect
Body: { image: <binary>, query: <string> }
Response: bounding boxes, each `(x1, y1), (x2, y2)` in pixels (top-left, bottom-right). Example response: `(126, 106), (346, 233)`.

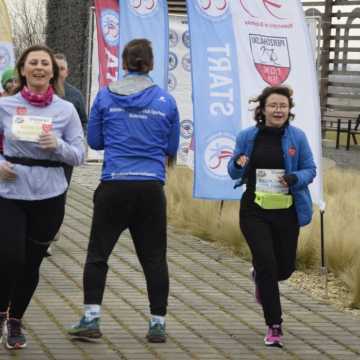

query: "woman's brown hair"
(14, 44), (64, 96)
(250, 85), (295, 125)
(122, 38), (154, 74)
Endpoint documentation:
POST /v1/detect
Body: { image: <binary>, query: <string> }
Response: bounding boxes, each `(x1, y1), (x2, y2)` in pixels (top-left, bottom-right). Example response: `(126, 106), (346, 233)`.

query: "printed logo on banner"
(180, 119), (194, 139)
(167, 73), (177, 92)
(195, 0), (230, 20)
(169, 30), (179, 48)
(179, 142), (190, 163)
(0, 47), (11, 71)
(204, 134), (234, 178)
(100, 9), (120, 47)
(181, 53), (191, 72)
(249, 34), (290, 86)
(182, 30), (190, 48)
(239, 0), (288, 20)
(128, 0), (159, 17)
(168, 52), (178, 71)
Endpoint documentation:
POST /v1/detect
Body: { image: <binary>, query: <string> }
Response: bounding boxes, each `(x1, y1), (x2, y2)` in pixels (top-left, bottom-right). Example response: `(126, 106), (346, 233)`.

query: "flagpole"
(320, 209), (328, 298)
(86, 4), (95, 116)
(85, 3), (95, 162)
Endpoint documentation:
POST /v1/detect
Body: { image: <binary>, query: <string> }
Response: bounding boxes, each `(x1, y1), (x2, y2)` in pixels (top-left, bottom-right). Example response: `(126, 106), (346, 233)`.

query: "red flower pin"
(288, 146), (296, 156)
(42, 123), (53, 133)
(16, 107), (27, 115)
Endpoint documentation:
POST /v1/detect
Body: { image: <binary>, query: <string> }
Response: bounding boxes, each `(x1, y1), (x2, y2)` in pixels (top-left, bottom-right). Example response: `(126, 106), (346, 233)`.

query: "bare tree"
(5, 0), (46, 58)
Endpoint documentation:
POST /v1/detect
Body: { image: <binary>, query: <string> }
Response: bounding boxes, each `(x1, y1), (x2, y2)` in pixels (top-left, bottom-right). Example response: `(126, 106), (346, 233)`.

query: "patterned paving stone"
(0, 163), (359, 359)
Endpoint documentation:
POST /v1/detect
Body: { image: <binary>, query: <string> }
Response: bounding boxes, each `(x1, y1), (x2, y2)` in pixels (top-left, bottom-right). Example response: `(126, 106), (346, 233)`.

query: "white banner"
(231, 1), (324, 208)
(0, 0), (15, 92)
(169, 15), (194, 168)
(0, 42), (15, 92)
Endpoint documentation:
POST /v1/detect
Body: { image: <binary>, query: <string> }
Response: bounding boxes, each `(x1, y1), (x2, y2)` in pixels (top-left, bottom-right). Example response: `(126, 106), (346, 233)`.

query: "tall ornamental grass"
(165, 166), (360, 307)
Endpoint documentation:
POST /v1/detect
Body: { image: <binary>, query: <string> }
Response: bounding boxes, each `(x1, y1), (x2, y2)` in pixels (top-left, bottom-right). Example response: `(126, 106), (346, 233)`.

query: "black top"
(241, 125), (285, 207)
(64, 82), (87, 128)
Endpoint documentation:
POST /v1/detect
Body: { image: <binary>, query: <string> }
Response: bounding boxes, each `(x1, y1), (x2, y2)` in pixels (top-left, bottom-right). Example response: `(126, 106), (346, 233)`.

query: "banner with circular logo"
(94, 0), (120, 88)
(169, 15), (194, 168)
(119, 0), (169, 88)
(0, 0), (15, 92)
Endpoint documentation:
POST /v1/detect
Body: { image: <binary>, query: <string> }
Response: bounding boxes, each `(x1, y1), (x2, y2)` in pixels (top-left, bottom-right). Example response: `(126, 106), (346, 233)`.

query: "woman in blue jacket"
(228, 86), (316, 348)
(68, 39), (180, 343)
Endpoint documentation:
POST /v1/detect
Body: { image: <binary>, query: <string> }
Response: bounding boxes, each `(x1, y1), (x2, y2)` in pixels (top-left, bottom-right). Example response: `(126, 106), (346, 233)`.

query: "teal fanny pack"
(254, 191), (293, 210)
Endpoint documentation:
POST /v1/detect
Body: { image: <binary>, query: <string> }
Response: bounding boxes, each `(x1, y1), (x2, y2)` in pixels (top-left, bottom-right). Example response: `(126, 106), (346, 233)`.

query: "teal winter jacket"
(227, 125), (316, 226)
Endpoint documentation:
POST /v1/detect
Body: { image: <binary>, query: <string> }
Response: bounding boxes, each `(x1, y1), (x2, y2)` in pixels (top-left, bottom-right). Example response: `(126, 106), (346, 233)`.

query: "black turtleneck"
(242, 125), (285, 206)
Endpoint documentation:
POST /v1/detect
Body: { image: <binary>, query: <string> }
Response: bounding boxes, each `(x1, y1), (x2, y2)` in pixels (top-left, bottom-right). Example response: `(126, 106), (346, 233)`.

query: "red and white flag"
(94, 0), (120, 87)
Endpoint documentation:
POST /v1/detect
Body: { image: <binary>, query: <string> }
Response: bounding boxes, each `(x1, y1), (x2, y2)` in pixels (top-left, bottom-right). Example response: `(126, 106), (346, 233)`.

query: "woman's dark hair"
(250, 85), (295, 125)
(122, 38), (154, 74)
(14, 44), (63, 96)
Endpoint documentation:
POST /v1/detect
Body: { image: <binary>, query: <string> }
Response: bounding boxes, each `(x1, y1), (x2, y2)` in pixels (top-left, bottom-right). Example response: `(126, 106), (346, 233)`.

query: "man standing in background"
(47, 53), (88, 256)
(55, 53), (87, 132)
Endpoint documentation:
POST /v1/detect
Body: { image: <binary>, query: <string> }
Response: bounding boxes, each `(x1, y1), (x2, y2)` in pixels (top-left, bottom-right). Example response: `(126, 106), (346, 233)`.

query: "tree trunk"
(46, 0), (93, 95)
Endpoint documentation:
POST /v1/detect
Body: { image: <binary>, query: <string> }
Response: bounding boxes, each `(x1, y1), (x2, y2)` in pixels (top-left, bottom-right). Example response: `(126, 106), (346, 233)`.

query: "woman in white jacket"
(0, 44), (85, 350)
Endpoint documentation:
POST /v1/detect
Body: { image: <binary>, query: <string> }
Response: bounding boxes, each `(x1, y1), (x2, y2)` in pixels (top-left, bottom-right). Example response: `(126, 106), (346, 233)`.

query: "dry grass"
(325, 131), (360, 146)
(165, 165), (360, 307)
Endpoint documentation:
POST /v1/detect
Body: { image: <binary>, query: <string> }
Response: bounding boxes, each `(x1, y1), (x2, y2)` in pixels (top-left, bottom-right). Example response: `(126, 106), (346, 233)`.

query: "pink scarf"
(20, 86), (54, 107)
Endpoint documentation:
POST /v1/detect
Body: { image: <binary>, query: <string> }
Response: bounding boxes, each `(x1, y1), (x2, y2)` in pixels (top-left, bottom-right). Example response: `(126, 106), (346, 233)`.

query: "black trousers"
(0, 193), (65, 319)
(83, 180), (169, 316)
(240, 203), (299, 326)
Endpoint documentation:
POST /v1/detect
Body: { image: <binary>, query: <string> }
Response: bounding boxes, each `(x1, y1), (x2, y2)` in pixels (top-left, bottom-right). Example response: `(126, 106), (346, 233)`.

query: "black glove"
(282, 174), (298, 186)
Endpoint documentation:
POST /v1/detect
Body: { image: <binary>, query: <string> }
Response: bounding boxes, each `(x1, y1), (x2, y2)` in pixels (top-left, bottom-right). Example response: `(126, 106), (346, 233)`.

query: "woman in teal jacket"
(227, 86), (316, 347)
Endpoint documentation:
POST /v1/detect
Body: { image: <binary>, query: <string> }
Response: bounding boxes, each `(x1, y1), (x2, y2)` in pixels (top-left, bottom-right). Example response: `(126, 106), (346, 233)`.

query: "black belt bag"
(4, 155), (73, 184)
(4, 155), (65, 168)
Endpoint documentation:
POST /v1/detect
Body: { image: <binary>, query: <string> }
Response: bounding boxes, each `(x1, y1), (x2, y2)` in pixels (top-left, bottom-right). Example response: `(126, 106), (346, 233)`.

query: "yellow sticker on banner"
(254, 191), (293, 210)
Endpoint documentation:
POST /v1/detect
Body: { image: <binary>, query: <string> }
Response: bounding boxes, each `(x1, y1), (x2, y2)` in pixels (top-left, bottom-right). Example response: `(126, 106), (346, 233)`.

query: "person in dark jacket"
(54, 53), (87, 131)
(45, 53), (88, 257)
(228, 86), (316, 348)
(68, 39), (180, 343)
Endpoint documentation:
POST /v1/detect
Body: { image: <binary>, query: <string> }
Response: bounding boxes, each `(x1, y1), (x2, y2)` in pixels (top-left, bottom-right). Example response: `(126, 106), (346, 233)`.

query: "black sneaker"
(146, 320), (166, 343)
(6, 318), (27, 350)
(0, 312), (7, 343)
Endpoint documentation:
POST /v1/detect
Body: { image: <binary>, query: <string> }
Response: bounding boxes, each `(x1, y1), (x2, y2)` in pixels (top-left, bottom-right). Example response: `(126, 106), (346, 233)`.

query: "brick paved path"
(1, 163), (359, 359)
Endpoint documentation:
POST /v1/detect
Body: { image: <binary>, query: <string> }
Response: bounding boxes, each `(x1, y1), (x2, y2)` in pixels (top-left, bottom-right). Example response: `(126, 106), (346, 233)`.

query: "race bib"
(256, 169), (288, 194)
(12, 115), (53, 142)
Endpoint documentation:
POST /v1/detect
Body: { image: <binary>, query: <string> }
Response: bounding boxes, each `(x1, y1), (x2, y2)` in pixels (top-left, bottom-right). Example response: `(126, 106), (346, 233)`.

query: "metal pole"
(85, 5), (95, 162)
(86, 5), (95, 116)
(320, 209), (328, 298)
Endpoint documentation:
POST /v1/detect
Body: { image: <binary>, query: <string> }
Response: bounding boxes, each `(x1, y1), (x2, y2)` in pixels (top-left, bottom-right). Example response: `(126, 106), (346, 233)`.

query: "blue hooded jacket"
(88, 76), (180, 183)
(227, 125), (316, 226)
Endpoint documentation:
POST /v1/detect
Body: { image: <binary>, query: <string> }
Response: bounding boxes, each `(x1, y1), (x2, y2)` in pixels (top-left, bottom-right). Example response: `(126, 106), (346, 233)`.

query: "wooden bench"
(322, 114), (360, 150)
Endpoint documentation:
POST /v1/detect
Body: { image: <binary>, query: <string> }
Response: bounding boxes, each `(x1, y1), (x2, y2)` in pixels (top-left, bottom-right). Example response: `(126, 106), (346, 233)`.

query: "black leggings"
(240, 204), (299, 326)
(0, 194), (65, 319)
(83, 180), (169, 316)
